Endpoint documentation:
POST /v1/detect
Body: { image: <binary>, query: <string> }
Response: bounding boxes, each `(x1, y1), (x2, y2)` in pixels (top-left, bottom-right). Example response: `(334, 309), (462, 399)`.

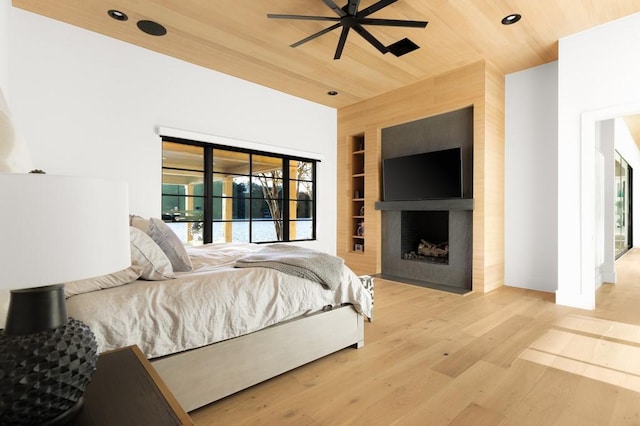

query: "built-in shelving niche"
(351, 134), (365, 253)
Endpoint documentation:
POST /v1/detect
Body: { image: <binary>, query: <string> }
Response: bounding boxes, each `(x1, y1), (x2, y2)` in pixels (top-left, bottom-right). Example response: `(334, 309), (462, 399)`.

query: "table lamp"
(0, 172), (130, 424)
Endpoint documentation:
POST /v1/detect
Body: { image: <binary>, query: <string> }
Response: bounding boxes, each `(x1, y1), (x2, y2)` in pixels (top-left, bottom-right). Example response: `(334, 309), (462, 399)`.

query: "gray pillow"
(129, 226), (175, 280)
(147, 218), (193, 272)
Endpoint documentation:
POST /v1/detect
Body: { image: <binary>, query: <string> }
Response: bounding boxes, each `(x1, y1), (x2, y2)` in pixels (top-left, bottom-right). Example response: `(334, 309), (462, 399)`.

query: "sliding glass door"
(614, 151), (633, 258)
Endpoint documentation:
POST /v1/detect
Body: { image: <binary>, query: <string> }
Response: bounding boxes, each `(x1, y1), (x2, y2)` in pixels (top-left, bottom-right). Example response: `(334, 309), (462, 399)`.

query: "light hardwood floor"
(191, 250), (640, 425)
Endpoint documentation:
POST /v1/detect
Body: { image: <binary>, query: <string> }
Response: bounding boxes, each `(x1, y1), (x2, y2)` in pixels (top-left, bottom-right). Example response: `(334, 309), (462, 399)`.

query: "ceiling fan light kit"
(387, 37), (419, 57)
(268, 0), (428, 60)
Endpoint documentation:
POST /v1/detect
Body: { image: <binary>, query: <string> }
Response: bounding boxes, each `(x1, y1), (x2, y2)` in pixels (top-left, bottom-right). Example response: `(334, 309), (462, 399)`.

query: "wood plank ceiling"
(624, 115), (640, 149)
(11, 0), (640, 109)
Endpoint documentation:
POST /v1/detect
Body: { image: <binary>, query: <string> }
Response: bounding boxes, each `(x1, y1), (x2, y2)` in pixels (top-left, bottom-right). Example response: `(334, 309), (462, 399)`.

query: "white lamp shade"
(0, 86), (34, 173)
(0, 173), (130, 289)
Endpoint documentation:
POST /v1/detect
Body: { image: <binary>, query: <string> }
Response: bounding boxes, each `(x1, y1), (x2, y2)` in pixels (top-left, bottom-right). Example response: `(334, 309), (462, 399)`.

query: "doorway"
(615, 150), (633, 258)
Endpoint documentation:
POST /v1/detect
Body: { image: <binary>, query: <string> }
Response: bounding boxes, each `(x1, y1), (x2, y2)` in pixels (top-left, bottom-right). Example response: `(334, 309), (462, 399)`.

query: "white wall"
(0, 1), (9, 91)
(557, 12), (640, 309)
(7, 8), (338, 253)
(506, 13), (640, 303)
(504, 62), (558, 292)
(597, 119), (615, 284)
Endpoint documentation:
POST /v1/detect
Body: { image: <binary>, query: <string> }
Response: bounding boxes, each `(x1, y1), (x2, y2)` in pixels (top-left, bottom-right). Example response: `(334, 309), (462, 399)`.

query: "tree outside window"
(161, 139), (316, 245)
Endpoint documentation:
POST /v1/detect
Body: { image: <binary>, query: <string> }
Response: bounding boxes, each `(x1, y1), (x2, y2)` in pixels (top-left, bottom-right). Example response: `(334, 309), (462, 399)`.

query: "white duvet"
(66, 243), (372, 359)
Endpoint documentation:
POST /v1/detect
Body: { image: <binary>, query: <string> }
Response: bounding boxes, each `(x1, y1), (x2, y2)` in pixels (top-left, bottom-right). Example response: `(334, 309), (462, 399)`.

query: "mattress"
(66, 242), (372, 359)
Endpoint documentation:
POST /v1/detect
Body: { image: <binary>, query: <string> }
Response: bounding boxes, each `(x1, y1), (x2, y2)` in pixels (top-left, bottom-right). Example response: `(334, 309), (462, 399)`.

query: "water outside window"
(161, 140), (316, 245)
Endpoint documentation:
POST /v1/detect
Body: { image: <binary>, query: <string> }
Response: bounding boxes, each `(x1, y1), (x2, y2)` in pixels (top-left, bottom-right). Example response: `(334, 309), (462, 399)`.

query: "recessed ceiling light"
(137, 20), (167, 36)
(327, 91), (338, 96)
(107, 9), (128, 21)
(501, 14), (522, 25)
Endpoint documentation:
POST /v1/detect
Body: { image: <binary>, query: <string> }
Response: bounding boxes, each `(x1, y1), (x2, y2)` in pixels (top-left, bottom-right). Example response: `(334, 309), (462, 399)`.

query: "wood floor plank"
(500, 367), (581, 425)
(482, 316), (551, 369)
(432, 315), (531, 378)
(473, 358), (548, 419)
(449, 402), (505, 426)
(190, 249), (640, 425)
(610, 387), (640, 424)
(393, 360), (506, 424)
(555, 375), (619, 425)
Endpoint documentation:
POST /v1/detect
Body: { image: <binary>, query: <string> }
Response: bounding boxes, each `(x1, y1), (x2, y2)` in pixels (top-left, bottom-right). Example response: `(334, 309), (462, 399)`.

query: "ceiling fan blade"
(267, 14), (340, 22)
(334, 27), (350, 60)
(321, 0), (347, 17)
(347, 0), (361, 16)
(290, 23), (342, 48)
(352, 24), (388, 54)
(357, 0), (397, 18)
(358, 18), (428, 28)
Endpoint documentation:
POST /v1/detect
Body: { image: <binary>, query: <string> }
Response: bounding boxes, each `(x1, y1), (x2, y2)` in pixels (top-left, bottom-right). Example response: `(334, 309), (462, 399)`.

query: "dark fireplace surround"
(376, 107), (474, 294)
(376, 200), (473, 293)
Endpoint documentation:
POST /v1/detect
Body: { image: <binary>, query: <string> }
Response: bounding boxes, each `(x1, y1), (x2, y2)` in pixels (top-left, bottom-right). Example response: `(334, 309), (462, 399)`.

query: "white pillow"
(129, 226), (175, 280)
(64, 265), (144, 298)
(147, 218), (193, 272)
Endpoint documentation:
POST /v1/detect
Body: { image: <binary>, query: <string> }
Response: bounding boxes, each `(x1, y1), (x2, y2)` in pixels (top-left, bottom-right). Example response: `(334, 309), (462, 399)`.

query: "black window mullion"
(282, 158), (290, 241)
(312, 161), (317, 240)
(162, 166), (202, 173)
(249, 153), (253, 243)
(203, 145), (213, 243)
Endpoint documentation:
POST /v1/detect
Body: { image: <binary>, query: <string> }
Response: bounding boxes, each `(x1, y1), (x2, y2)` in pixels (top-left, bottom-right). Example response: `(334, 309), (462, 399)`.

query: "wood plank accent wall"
(478, 61), (506, 293)
(337, 61), (505, 293)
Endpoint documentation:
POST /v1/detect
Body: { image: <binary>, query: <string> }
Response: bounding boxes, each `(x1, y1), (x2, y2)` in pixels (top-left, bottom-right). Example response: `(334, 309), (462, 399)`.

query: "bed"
(65, 222), (372, 412)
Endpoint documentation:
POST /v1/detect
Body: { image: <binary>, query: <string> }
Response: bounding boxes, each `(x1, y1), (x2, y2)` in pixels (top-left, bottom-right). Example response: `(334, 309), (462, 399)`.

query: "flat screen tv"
(383, 147), (462, 201)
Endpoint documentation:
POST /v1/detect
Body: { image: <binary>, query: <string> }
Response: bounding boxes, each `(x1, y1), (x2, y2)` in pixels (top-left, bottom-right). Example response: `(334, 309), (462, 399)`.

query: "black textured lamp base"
(42, 397), (84, 426)
(0, 318), (98, 425)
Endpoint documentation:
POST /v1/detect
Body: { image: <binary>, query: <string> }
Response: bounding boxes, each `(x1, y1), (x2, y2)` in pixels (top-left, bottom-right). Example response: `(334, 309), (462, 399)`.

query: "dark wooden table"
(73, 345), (193, 425)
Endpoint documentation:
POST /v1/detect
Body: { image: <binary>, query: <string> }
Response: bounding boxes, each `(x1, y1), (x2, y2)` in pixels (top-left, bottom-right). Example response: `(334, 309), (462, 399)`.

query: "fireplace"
(401, 211), (449, 264)
(375, 199), (473, 294)
(377, 106), (474, 293)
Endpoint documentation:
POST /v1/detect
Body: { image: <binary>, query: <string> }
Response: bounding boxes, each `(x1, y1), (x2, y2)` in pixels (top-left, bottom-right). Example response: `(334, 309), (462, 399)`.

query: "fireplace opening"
(401, 210), (449, 264)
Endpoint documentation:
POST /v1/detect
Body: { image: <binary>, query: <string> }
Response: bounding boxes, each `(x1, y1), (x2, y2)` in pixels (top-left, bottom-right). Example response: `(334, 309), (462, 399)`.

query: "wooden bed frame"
(151, 305), (365, 412)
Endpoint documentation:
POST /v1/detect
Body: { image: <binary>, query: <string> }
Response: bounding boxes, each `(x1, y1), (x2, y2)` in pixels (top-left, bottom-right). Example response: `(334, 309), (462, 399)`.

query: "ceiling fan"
(267, 0), (428, 59)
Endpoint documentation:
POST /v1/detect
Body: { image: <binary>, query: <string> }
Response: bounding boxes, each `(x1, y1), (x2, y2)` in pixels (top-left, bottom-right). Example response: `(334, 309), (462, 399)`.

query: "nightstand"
(73, 345), (193, 425)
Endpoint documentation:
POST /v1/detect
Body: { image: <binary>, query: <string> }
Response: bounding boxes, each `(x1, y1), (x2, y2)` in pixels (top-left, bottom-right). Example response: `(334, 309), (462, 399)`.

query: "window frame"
(161, 136), (318, 244)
